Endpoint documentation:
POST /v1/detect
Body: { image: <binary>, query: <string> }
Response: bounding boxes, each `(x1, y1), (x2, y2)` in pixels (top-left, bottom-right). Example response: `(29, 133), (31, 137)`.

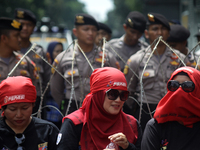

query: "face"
(173, 75), (191, 83)
(17, 19), (35, 39)
(103, 90), (125, 115)
(5, 30), (21, 51)
(73, 25), (98, 45)
(168, 41), (186, 53)
(53, 44), (63, 60)
(95, 29), (111, 46)
(145, 24), (170, 44)
(123, 25), (142, 46)
(4, 103), (33, 130)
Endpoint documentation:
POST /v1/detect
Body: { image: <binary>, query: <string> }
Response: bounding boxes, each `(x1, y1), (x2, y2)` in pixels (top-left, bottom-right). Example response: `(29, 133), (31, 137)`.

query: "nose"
(157, 28), (162, 35)
(115, 96), (121, 102)
(16, 109), (23, 118)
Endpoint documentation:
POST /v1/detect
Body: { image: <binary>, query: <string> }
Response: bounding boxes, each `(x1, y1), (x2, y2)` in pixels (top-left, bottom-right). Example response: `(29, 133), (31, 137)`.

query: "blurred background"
(0, 0), (200, 51)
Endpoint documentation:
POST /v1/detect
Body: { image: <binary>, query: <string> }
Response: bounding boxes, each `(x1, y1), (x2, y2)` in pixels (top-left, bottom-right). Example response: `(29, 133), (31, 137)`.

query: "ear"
(123, 24), (127, 31)
(72, 28), (77, 37)
(0, 34), (8, 43)
(144, 29), (149, 39)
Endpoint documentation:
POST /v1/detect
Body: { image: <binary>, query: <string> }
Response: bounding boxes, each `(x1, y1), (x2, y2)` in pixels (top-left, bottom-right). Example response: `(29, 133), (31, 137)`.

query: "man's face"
(145, 24), (170, 44)
(123, 25), (142, 46)
(95, 29), (111, 46)
(73, 25), (98, 45)
(17, 19), (35, 39)
(5, 30), (21, 51)
(168, 41), (186, 53)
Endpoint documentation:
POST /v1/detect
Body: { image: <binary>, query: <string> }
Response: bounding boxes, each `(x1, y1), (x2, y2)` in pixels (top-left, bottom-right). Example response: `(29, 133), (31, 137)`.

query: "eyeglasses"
(15, 133), (25, 150)
(106, 89), (129, 101)
(167, 80), (195, 92)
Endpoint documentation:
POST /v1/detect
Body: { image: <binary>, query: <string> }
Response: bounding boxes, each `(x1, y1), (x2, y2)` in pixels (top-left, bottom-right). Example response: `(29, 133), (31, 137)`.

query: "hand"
(108, 132), (129, 149)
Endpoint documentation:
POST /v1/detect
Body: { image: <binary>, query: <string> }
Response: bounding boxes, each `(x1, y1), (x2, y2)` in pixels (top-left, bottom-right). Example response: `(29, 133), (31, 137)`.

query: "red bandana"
(154, 67), (200, 128)
(63, 67), (138, 149)
(0, 76), (36, 108)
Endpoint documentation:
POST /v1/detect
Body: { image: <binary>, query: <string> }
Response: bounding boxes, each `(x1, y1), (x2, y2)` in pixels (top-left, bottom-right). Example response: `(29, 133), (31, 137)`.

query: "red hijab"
(63, 67), (138, 150)
(154, 67), (200, 128)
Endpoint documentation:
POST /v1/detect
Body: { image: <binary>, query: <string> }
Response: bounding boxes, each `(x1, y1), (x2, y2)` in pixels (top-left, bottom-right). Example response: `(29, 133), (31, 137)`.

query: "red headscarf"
(154, 66), (200, 128)
(63, 67), (138, 150)
(0, 76), (36, 109)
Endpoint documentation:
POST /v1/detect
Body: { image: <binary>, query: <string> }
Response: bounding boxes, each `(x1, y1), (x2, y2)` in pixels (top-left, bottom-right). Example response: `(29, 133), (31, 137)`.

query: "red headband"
(90, 67), (128, 93)
(0, 76), (36, 108)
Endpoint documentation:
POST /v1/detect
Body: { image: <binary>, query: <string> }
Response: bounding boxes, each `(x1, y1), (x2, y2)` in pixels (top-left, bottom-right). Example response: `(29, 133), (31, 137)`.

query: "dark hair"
(172, 71), (190, 79)
(0, 29), (10, 37)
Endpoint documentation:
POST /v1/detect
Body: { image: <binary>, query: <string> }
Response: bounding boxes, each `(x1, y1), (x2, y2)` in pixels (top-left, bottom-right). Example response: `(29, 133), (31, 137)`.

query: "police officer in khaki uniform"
(0, 17), (36, 84)
(167, 24), (200, 69)
(14, 8), (51, 116)
(124, 13), (189, 131)
(105, 11), (148, 71)
(50, 13), (119, 115)
(95, 22), (112, 47)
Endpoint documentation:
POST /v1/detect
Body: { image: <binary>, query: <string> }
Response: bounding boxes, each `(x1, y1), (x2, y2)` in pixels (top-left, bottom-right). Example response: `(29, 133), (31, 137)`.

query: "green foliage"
(0, 0), (85, 29)
(106, 0), (143, 37)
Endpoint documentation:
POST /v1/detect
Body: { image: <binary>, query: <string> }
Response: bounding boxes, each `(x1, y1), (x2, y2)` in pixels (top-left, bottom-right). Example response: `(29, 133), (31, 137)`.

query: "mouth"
(112, 104), (120, 109)
(15, 120), (24, 124)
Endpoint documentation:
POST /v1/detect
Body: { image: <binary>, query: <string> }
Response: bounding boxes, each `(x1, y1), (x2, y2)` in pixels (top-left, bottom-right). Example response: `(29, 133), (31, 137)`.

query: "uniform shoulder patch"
(56, 133), (62, 145)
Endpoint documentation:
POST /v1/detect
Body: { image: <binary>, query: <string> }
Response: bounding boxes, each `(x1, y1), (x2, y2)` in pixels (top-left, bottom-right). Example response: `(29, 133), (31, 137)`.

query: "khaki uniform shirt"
(186, 48), (200, 70)
(0, 51), (36, 84)
(124, 46), (188, 104)
(50, 45), (120, 106)
(20, 44), (51, 96)
(105, 35), (149, 71)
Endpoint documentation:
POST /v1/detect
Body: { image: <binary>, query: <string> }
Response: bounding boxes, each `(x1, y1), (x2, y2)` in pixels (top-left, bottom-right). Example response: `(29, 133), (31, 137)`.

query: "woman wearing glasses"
(57, 67), (142, 150)
(0, 76), (59, 150)
(141, 66), (200, 150)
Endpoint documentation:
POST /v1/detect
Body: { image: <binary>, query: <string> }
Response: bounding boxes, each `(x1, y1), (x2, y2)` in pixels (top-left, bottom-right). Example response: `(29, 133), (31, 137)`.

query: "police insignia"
(33, 54), (40, 59)
(148, 14), (155, 22)
(38, 142), (48, 150)
(95, 58), (105, 63)
(20, 70), (27, 76)
(143, 72), (150, 77)
(56, 133), (62, 145)
(170, 61), (179, 66)
(67, 70), (76, 75)
(17, 10), (24, 18)
(123, 65), (129, 75)
(191, 61), (197, 67)
(35, 67), (41, 71)
(54, 59), (59, 64)
(170, 53), (178, 60)
(20, 61), (27, 65)
(128, 18), (134, 27)
(116, 62), (120, 70)
(11, 20), (21, 29)
(46, 52), (51, 64)
(76, 16), (84, 23)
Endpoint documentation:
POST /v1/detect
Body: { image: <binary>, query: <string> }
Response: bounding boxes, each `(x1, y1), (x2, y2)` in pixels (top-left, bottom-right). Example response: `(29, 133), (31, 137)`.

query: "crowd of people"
(0, 6), (200, 150)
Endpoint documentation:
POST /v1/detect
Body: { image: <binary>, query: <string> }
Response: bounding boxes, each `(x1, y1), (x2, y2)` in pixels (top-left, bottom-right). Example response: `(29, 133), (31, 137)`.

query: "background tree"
(106, 0), (143, 38)
(0, 0), (85, 29)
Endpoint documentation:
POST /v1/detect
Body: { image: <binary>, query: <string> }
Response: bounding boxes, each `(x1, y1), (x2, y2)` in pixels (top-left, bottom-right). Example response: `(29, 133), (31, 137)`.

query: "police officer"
(50, 13), (119, 115)
(167, 24), (200, 69)
(95, 22), (112, 47)
(105, 11), (148, 71)
(0, 17), (36, 84)
(14, 8), (51, 116)
(124, 13), (189, 131)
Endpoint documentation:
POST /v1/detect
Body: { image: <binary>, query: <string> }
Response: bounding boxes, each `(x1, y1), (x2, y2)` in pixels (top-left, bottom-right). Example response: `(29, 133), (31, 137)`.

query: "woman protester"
(57, 67), (142, 150)
(0, 76), (59, 150)
(141, 66), (200, 150)
(46, 41), (64, 129)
